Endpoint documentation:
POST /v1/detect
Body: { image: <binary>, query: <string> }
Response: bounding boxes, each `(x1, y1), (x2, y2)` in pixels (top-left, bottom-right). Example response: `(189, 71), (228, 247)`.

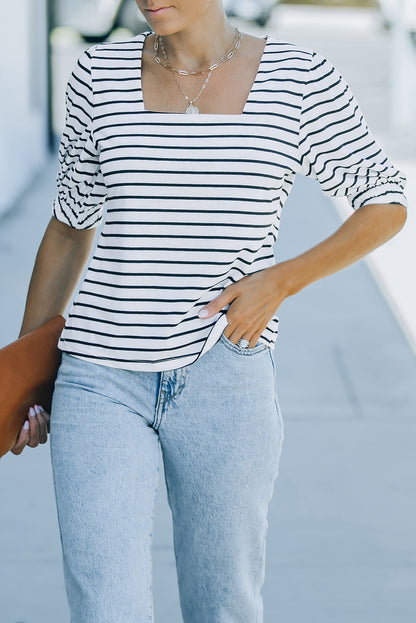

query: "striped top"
(53, 31), (407, 372)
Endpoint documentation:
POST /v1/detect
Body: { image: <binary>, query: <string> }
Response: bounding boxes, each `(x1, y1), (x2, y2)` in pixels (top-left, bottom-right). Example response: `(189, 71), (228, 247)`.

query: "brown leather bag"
(0, 315), (66, 457)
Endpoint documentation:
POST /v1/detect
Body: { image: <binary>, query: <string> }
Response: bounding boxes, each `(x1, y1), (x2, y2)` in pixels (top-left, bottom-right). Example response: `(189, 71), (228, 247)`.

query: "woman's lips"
(146, 6), (172, 17)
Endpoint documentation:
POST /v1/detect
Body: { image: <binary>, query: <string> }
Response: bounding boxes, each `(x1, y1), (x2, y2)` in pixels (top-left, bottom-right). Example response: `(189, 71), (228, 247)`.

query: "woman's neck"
(159, 12), (236, 73)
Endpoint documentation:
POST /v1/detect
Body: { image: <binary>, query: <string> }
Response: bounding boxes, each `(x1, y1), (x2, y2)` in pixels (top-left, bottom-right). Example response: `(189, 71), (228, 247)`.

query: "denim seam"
(268, 348), (277, 378)
(153, 373), (168, 430)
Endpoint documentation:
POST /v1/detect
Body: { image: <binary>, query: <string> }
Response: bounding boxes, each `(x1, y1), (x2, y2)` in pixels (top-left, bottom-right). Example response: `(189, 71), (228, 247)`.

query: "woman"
(11, 1), (407, 621)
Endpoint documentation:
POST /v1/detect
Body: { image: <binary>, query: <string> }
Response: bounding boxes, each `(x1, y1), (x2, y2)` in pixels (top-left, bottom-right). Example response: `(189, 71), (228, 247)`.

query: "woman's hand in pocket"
(10, 405), (50, 455)
(198, 264), (290, 347)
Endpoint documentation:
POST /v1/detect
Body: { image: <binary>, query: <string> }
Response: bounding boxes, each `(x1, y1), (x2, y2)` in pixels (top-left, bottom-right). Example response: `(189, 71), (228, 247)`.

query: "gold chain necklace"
(154, 28), (242, 75)
(153, 28), (243, 114)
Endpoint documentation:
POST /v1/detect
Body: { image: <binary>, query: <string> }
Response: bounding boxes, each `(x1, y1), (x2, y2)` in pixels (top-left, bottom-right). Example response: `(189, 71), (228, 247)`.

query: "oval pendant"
(186, 103), (199, 114)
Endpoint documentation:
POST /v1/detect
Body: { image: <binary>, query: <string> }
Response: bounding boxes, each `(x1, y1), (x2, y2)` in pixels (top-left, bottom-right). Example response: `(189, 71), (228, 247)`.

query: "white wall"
(0, 0), (49, 216)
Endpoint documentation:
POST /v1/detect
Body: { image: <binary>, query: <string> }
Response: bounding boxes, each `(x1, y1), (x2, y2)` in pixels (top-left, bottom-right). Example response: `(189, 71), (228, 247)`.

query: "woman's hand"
(197, 202), (408, 348)
(198, 264), (290, 348)
(10, 405), (50, 455)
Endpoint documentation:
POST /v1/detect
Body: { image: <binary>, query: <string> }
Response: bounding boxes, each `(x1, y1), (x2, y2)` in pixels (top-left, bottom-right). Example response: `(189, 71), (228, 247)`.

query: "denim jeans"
(49, 333), (285, 623)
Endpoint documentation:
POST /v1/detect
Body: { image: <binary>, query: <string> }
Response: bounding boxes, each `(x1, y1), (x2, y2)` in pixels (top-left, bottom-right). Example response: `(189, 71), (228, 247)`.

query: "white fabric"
(52, 32), (408, 371)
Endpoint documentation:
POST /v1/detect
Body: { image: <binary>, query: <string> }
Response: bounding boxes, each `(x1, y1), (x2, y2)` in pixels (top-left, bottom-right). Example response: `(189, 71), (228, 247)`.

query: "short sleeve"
(52, 47), (107, 229)
(298, 52), (408, 210)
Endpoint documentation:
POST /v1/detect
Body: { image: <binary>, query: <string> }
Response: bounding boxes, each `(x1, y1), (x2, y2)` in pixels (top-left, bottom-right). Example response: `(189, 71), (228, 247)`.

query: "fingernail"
(199, 309), (209, 318)
(29, 407), (36, 417)
(34, 405), (41, 415)
(24, 420), (29, 430)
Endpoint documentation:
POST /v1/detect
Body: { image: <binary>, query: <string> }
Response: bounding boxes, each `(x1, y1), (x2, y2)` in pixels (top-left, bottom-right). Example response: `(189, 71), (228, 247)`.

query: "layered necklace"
(153, 27), (243, 114)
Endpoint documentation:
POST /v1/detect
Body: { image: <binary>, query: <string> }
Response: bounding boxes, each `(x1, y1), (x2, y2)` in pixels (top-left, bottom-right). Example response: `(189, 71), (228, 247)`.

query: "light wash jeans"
(49, 333), (284, 623)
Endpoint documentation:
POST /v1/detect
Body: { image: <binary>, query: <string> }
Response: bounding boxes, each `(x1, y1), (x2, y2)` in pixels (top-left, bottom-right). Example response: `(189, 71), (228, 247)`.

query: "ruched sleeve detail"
(52, 47), (107, 229)
(298, 52), (408, 210)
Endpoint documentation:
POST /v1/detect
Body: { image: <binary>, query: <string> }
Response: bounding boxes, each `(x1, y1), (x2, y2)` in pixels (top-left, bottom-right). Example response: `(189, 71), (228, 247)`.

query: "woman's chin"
(143, 6), (178, 32)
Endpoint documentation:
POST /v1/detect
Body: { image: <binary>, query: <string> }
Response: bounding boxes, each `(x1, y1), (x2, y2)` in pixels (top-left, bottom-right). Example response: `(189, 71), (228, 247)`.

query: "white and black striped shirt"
(53, 32), (407, 372)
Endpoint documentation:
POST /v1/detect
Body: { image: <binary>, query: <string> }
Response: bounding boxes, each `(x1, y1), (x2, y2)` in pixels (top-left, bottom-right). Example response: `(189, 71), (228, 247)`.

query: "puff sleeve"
(52, 47), (107, 229)
(298, 52), (408, 210)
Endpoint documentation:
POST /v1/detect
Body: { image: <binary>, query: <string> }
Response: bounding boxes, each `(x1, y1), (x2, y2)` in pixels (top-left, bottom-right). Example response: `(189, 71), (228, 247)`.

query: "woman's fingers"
(34, 405), (50, 442)
(10, 419), (31, 455)
(9, 405), (51, 454)
(42, 405), (51, 434)
(27, 406), (41, 447)
(28, 405), (51, 446)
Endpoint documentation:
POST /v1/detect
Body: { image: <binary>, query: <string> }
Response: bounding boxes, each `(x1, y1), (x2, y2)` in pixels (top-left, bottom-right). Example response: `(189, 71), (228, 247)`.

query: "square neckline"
(137, 30), (270, 118)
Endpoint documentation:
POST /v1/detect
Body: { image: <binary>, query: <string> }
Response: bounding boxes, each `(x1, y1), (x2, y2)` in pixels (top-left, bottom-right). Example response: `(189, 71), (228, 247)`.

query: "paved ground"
(1, 5), (415, 623)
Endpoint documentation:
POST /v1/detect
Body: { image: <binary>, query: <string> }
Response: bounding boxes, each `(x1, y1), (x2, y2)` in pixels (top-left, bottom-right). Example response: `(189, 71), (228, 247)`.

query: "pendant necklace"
(153, 28), (243, 114)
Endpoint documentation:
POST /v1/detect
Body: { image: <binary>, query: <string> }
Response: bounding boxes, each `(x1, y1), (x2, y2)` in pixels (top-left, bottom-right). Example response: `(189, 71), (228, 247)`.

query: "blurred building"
(0, 0), (50, 217)
(381, 0), (416, 136)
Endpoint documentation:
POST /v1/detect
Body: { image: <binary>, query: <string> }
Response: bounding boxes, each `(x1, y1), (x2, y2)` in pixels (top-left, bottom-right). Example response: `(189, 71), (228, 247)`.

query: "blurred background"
(1, 2), (415, 622)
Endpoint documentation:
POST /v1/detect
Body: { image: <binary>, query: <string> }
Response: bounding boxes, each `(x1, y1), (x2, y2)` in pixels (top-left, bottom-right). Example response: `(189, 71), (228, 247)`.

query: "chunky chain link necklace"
(153, 28), (243, 114)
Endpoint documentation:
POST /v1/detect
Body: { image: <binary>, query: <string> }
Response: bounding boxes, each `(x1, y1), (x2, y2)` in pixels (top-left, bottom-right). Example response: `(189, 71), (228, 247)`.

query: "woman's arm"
(19, 216), (96, 337)
(12, 45), (107, 455)
(198, 202), (407, 346)
(272, 202), (407, 297)
(10, 216), (95, 455)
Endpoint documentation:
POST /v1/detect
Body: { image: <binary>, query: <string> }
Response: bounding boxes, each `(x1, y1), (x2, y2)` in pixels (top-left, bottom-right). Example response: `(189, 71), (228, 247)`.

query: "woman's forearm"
(275, 202), (407, 297)
(19, 216), (96, 337)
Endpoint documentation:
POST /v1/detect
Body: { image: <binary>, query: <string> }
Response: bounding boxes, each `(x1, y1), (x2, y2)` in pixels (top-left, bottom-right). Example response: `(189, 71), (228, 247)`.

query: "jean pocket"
(219, 332), (269, 356)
